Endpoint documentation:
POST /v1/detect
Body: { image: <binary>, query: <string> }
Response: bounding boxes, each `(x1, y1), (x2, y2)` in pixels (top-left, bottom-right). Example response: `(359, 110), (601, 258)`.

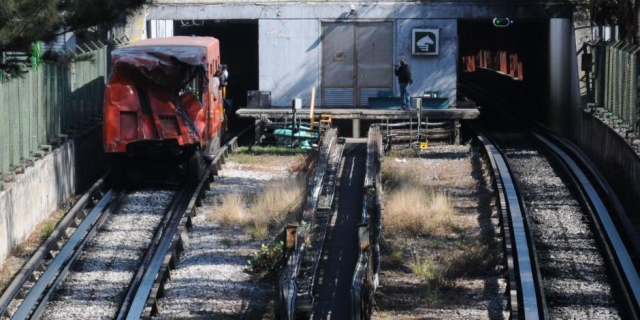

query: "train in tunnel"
(103, 36), (226, 186)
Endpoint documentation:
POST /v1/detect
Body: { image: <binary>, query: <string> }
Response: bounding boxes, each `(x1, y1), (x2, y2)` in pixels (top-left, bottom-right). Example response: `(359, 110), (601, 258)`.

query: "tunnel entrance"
(457, 19), (549, 123)
(170, 20), (258, 135)
(171, 20), (259, 111)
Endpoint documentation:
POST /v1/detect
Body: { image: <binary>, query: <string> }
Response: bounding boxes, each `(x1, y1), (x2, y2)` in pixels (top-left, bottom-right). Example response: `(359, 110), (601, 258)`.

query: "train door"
(321, 22), (393, 108)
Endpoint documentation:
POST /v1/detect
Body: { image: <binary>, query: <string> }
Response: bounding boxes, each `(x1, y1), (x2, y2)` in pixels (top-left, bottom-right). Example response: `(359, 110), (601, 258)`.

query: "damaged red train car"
(103, 36), (224, 185)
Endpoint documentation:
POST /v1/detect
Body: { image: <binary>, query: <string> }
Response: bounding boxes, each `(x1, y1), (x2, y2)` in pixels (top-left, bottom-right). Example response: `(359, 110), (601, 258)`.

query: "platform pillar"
(254, 119), (262, 144)
(352, 119), (360, 138)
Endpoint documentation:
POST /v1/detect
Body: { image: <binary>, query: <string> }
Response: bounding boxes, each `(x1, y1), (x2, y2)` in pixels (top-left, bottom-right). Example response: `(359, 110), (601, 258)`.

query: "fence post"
(632, 47), (639, 133)
(0, 81), (6, 174)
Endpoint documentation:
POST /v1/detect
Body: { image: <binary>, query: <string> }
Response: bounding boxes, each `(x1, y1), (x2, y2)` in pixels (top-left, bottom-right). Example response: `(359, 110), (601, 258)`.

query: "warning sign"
(412, 28), (439, 56)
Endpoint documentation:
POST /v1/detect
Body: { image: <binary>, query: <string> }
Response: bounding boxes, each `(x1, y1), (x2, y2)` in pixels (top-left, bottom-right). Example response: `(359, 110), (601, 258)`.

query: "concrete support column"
(549, 18), (573, 136)
(352, 119), (360, 138)
(255, 119), (262, 144)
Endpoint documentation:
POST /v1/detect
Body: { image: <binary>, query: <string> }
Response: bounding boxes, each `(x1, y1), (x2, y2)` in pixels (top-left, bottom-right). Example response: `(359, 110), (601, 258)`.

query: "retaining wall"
(576, 111), (640, 220)
(0, 126), (106, 263)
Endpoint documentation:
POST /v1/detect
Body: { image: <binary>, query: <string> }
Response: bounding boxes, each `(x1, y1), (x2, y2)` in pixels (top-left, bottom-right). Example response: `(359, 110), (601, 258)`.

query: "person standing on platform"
(395, 57), (413, 110)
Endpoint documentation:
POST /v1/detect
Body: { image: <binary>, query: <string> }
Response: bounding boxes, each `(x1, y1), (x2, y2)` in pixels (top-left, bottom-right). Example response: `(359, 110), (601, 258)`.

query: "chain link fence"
(0, 39), (123, 180)
(588, 41), (640, 135)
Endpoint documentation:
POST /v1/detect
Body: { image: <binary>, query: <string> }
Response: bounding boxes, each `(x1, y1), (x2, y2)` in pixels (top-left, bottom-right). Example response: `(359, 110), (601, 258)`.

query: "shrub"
(244, 242), (284, 278)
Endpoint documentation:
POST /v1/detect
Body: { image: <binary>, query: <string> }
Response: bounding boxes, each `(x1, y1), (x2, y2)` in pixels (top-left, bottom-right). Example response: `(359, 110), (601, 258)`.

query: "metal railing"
(588, 40), (639, 134)
(0, 40), (115, 179)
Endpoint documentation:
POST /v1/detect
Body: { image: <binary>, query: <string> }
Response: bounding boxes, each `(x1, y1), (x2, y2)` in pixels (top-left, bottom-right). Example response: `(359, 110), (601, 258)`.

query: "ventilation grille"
(323, 87), (354, 107)
(359, 87), (390, 107)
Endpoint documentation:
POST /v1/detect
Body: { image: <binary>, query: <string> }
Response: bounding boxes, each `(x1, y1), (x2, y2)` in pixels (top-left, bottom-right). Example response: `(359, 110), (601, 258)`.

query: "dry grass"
(382, 161), (426, 190)
(249, 176), (305, 218)
(206, 193), (249, 224)
(228, 146), (309, 166)
(444, 240), (495, 278)
(384, 187), (456, 236)
(206, 175), (305, 240)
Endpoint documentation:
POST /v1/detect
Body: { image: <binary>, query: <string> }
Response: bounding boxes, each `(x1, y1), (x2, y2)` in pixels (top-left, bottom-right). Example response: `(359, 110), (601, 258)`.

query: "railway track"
(0, 131), (243, 320)
(463, 84), (640, 319)
(277, 126), (384, 319)
(473, 125), (640, 319)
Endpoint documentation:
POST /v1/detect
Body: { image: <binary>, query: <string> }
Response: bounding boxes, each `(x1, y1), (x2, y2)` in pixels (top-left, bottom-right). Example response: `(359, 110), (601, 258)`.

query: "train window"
(180, 67), (206, 104)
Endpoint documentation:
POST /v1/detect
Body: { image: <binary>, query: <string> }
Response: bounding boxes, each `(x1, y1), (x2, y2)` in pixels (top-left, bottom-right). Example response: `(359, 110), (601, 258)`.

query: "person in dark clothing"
(394, 57), (413, 110)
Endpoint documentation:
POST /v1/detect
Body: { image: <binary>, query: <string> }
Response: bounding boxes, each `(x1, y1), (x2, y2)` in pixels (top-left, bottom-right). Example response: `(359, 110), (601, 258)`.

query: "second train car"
(103, 36), (225, 186)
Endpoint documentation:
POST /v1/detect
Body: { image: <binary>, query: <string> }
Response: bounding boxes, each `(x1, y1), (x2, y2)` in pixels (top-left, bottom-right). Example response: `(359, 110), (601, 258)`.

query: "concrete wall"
(0, 144), (74, 263)
(258, 18), (457, 107)
(0, 127), (106, 263)
(576, 111), (640, 220)
(259, 19), (321, 107)
(396, 19), (457, 105)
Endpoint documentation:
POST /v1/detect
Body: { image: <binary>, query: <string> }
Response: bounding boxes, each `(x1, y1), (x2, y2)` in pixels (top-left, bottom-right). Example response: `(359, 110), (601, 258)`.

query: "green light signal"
(493, 18), (511, 27)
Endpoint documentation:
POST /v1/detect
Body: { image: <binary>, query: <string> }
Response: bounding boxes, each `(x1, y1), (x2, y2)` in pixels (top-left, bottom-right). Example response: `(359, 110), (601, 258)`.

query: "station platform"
(236, 100), (479, 145)
(235, 103), (479, 121)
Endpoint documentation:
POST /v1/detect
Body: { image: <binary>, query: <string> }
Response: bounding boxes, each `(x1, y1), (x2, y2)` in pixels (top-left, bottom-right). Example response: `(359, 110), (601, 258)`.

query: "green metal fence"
(590, 40), (640, 134)
(0, 42), (109, 177)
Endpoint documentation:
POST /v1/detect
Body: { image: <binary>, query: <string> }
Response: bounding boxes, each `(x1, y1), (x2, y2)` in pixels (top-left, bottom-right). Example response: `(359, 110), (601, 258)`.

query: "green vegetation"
(228, 146), (311, 166)
(234, 145), (311, 156)
(39, 221), (56, 242)
(1, 0), (148, 73)
(243, 242), (284, 279)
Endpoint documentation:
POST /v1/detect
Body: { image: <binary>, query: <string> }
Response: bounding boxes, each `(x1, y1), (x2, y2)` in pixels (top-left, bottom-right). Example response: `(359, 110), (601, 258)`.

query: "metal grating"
(323, 87), (353, 107)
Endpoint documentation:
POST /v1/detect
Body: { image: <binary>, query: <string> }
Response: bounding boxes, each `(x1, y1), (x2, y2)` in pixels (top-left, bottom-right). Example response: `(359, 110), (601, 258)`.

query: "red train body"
(103, 36), (224, 184)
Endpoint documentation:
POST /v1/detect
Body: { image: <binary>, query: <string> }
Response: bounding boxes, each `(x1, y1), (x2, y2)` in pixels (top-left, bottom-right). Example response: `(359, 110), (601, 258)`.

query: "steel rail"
(123, 184), (196, 320)
(534, 133), (640, 319)
(125, 128), (245, 319)
(473, 126), (547, 320)
(534, 127), (640, 258)
(116, 186), (193, 319)
(0, 174), (107, 318)
(12, 189), (124, 319)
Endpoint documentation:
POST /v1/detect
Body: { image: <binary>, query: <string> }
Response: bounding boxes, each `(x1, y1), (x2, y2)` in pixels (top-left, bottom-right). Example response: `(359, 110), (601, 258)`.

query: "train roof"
(121, 36), (219, 49)
(112, 36), (219, 67)
(109, 36), (220, 87)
